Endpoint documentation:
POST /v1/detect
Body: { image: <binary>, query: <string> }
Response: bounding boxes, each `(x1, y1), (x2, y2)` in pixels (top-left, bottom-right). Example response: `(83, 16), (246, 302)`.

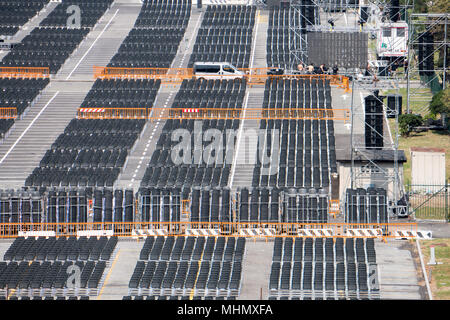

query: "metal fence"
(406, 182), (450, 221)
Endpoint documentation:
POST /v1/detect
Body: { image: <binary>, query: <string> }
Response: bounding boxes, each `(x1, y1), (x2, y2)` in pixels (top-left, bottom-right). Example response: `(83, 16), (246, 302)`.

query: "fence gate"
(406, 182), (449, 221)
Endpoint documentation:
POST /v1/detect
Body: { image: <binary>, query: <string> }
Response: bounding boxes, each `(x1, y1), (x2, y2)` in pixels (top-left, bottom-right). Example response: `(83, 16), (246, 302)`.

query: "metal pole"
(445, 179), (449, 222)
(443, 15), (447, 90)
(406, 14), (413, 114)
(350, 80), (355, 189)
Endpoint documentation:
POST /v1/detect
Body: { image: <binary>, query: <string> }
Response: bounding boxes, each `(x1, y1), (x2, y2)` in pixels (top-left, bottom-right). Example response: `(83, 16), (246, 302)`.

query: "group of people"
(297, 62), (339, 75)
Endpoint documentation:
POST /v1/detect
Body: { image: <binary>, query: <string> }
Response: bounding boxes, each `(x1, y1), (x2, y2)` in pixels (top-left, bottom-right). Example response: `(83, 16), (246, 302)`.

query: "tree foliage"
(429, 87), (450, 115)
(399, 114), (424, 137)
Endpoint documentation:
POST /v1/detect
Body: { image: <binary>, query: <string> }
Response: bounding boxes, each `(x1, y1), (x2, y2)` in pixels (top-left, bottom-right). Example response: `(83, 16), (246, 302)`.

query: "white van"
(193, 62), (245, 80)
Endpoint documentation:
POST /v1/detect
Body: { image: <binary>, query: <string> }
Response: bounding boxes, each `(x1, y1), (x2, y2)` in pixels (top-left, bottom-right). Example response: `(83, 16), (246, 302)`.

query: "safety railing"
(92, 66), (351, 92)
(77, 107), (351, 121)
(93, 66), (193, 79)
(0, 107), (18, 119)
(0, 67), (50, 78)
(0, 222), (418, 239)
(77, 108), (149, 119)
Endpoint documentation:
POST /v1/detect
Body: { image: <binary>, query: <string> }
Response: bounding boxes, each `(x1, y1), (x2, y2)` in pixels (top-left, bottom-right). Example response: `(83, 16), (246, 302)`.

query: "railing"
(0, 222), (418, 239)
(0, 107), (17, 119)
(92, 66), (351, 92)
(93, 66), (193, 79)
(77, 107), (351, 121)
(0, 67), (50, 78)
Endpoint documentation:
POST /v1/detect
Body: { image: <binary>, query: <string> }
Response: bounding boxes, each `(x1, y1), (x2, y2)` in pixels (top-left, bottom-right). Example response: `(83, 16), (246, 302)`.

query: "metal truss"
(349, 79), (405, 216)
(406, 13), (449, 114)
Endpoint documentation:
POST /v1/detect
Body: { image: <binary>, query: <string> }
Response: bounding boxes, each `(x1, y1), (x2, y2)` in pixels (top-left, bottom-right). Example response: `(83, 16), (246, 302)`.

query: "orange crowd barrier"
(0, 67), (50, 78)
(0, 221), (418, 239)
(93, 66), (193, 79)
(0, 107), (17, 119)
(92, 66), (351, 92)
(77, 107), (351, 121)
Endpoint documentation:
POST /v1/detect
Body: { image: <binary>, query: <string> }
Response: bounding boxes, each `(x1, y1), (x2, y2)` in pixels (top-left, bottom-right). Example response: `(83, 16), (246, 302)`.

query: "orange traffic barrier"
(0, 67), (50, 78)
(0, 107), (17, 119)
(93, 66), (351, 92)
(77, 107), (351, 121)
(0, 221), (418, 239)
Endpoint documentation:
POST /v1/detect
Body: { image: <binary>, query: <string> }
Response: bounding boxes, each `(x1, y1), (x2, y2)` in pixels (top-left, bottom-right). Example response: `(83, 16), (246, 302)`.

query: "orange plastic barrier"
(93, 66), (193, 79)
(0, 67), (50, 78)
(0, 107), (17, 119)
(0, 222), (418, 239)
(92, 66), (351, 92)
(77, 107), (351, 121)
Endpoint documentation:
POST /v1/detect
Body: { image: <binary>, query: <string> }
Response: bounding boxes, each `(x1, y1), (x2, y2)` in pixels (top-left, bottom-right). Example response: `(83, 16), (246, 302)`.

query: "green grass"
(414, 207), (449, 220)
(388, 119), (450, 184)
(420, 239), (450, 300)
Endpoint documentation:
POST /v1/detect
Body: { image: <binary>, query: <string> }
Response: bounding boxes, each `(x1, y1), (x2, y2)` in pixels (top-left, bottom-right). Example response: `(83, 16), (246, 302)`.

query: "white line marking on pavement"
(66, 9), (119, 80)
(0, 91), (60, 165)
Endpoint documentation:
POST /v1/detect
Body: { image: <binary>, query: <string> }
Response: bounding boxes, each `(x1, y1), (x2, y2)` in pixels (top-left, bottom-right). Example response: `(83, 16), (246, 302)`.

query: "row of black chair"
(40, 0), (113, 28)
(128, 236), (245, 297)
(269, 237), (378, 299)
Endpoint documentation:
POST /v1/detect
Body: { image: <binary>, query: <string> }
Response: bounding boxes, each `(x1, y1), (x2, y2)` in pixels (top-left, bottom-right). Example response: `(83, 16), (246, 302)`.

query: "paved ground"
(98, 240), (143, 300)
(376, 240), (426, 299)
(239, 239), (274, 300)
(417, 221), (450, 239)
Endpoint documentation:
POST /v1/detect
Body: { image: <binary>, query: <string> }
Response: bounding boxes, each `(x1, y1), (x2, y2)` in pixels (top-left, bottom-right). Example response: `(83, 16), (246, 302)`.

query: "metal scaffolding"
(406, 13), (449, 114)
(349, 79), (406, 217)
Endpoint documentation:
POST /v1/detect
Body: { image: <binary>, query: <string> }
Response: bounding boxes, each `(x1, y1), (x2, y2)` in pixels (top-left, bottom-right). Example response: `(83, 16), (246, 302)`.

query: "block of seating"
(133, 0), (191, 29)
(267, 7), (307, 70)
(0, 27), (90, 74)
(80, 78), (161, 109)
(128, 236), (245, 299)
(188, 5), (256, 68)
(40, 0), (113, 28)
(0, 236), (118, 298)
(252, 78), (337, 190)
(0, 0), (49, 36)
(108, 0), (190, 68)
(140, 79), (246, 192)
(0, 77), (50, 140)
(25, 119), (146, 187)
(268, 237), (379, 300)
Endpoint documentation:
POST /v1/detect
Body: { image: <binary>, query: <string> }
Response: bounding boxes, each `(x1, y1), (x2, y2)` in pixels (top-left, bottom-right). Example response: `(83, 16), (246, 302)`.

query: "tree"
(429, 87), (450, 115)
(399, 114), (424, 136)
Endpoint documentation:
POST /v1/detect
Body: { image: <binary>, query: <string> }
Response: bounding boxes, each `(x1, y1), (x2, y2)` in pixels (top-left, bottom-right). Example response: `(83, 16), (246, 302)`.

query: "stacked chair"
(268, 237), (379, 300)
(125, 236), (245, 300)
(345, 188), (389, 224)
(188, 5), (256, 68)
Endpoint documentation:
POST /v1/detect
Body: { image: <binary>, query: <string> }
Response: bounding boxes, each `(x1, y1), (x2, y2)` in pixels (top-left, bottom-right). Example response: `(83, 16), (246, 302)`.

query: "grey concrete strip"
(239, 239), (274, 300)
(376, 240), (424, 300)
(98, 240), (143, 300)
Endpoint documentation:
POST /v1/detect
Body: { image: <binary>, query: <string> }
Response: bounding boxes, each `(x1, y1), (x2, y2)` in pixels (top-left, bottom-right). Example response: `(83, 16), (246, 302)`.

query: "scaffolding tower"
(406, 13), (449, 114)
